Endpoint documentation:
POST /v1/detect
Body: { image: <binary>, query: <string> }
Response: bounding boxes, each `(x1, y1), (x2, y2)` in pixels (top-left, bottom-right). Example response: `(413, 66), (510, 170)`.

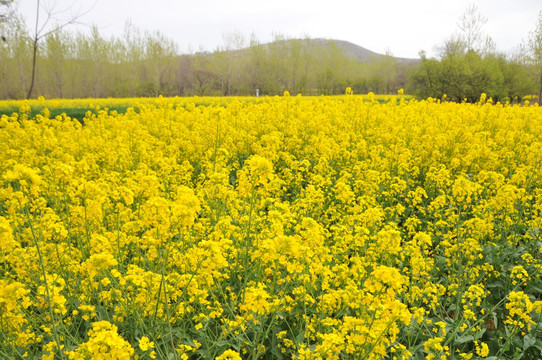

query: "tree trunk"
(26, 39), (38, 99)
(26, 0), (40, 99)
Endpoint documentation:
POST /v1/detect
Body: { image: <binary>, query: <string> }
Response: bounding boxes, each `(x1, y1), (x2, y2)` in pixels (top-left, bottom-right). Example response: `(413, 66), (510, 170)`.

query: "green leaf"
(294, 331), (305, 344)
(492, 312), (498, 329)
(526, 280), (542, 294)
(414, 351), (425, 360)
(474, 328), (486, 340)
(216, 340), (230, 347)
(456, 335), (474, 344)
(271, 346), (284, 359)
(523, 334), (536, 350)
(486, 282), (504, 289)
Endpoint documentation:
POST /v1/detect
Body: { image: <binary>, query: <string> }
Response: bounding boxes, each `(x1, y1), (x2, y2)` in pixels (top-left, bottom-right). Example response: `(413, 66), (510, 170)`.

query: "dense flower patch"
(0, 94), (541, 359)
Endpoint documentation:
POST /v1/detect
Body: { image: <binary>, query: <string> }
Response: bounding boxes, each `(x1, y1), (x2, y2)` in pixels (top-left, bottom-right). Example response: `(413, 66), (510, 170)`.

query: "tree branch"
(26, 0), (96, 98)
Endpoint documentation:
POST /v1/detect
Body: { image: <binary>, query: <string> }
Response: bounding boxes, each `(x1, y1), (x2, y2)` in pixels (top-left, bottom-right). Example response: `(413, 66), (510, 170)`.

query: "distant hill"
(311, 38), (419, 64)
(197, 38), (419, 65)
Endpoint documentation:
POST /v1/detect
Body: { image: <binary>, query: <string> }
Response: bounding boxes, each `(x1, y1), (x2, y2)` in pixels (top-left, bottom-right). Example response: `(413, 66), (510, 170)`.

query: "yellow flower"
(2, 92), (542, 360)
(216, 349), (242, 360)
(505, 291), (535, 331)
(475, 341), (489, 357)
(66, 321), (134, 360)
(139, 336), (155, 351)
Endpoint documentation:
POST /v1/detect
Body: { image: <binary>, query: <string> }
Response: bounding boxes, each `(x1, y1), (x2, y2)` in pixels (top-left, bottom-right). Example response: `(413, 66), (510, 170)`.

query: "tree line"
(0, 15), (410, 99)
(407, 6), (541, 103)
(408, 50), (536, 103)
(0, 2), (541, 101)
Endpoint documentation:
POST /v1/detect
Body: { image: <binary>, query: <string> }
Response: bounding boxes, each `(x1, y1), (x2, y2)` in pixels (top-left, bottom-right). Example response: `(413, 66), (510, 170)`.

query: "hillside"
(243, 38), (420, 64)
(311, 38), (419, 63)
(329, 39), (419, 63)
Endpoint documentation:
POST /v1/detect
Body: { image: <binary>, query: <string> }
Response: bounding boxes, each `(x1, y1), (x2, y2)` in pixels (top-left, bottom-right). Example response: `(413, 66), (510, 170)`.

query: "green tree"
(211, 31), (245, 95)
(118, 20), (144, 96)
(140, 30), (179, 96)
(285, 37), (313, 94)
(0, 12), (31, 98)
(266, 34), (291, 94)
(366, 50), (398, 93)
(439, 53), (467, 100)
(176, 54), (193, 96)
(313, 40), (351, 95)
(240, 33), (266, 95)
(499, 56), (536, 102)
(190, 51), (216, 96)
(527, 11), (542, 103)
(77, 27), (114, 97)
(407, 52), (443, 99)
(407, 4), (533, 102)
(41, 30), (71, 97)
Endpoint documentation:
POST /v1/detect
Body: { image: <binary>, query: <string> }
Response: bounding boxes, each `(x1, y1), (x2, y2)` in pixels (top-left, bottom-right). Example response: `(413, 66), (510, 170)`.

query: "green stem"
(23, 202), (65, 360)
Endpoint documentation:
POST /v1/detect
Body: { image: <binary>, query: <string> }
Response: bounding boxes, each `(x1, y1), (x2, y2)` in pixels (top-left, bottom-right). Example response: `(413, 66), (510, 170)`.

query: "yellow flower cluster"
(0, 94), (541, 359)
(505, 291), (537, 331)
(215, 349), (242, 360)
(67, 321), (134, 359)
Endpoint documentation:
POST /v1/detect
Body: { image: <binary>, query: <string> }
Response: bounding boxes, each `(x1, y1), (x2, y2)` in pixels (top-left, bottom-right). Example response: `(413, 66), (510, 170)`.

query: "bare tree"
(435, 4), (495, 60)
(458, 4), (487, 52)
(26, 0), (93, 98)
(454, 4), (495, 56)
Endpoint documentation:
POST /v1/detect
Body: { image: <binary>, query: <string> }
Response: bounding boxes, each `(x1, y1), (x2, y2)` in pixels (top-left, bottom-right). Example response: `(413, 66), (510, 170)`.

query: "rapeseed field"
(0, 93), (541, 359)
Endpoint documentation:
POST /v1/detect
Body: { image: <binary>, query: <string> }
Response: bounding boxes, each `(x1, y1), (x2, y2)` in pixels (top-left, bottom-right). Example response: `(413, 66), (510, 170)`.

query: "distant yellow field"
(1, 94), (541, 359)
(0, 93), (414, 115)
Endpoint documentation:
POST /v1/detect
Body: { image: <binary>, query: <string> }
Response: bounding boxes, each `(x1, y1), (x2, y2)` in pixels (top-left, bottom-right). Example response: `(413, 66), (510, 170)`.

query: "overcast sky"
(14, 0), (542, 58)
